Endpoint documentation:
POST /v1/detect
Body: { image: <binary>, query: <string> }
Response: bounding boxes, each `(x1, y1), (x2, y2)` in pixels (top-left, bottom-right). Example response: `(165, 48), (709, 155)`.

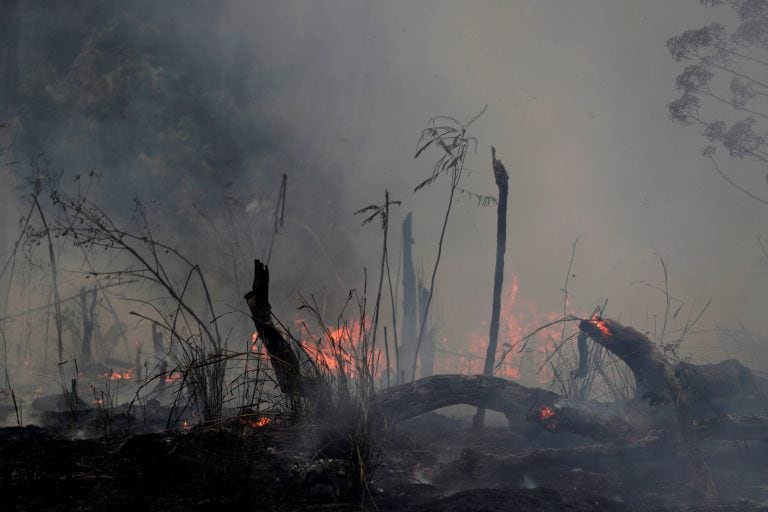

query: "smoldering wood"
(379, 374), (558, 425)
(578, 317), (677, 403)
(526, 399), (645, 444)
(244, 259), (304, 404)
(527, 398), (768, 444)
(243, 261), (768, 456)
(578, 316), (717, 500)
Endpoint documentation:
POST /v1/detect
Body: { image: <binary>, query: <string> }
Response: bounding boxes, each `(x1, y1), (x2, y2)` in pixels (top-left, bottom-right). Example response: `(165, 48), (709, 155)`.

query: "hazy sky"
(212, 1), (766, 365)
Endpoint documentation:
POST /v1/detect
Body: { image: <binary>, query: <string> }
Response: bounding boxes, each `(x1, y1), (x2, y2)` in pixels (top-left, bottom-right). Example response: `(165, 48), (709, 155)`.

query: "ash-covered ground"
(2, 398), (767, 512)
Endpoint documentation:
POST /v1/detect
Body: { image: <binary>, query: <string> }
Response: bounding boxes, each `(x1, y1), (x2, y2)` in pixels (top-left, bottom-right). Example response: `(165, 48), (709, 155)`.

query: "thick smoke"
(1, 1), (766, 387)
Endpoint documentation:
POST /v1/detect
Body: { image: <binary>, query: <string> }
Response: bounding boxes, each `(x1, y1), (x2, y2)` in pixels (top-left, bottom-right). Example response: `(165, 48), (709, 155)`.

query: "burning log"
(527, 400), (768, 445)
(578, 316), (678, 404)
(379, 373), (558, 425)
(578, 316), (718, 501)
(526, 400), (644, 444)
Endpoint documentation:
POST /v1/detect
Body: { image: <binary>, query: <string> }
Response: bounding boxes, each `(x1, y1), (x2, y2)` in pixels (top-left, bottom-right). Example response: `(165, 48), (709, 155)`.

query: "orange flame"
(241, 416), (272, 429)
(296, 318), (373, 377)
(589, 315), (611, 338)
(247, 274), (568, 385)
(250, 331), (259, 353)
(164, 372), (183, 383)
(452, 275), (562, 384)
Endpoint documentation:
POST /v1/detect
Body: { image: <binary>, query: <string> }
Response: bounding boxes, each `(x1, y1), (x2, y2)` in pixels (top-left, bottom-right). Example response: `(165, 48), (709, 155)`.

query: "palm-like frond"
(413, 105), (487, 194)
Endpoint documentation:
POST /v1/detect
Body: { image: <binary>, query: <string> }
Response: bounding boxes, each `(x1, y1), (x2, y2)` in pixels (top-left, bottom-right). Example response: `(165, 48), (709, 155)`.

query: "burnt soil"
(2, 412), (768, 511)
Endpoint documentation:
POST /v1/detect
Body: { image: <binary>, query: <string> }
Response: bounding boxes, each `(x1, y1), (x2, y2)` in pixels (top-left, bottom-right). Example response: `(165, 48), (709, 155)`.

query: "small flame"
(589, 315), (611, 338)
(164, 372), (182, 383)
(251, 331), (259, 352)
(182, 420), (191, 431)
(297, 318), (370, 376)
(240, 416), (272, 429)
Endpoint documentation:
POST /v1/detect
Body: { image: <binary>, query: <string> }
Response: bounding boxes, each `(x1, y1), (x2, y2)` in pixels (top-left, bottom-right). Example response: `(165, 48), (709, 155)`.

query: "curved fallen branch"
(578, 316), (717, 501)
(379, 373), (558, 425)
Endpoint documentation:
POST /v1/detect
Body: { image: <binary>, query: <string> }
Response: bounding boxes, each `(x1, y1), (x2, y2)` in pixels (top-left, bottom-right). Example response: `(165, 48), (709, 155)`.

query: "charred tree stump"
(79, 287), (97, 365)
(578, 316), (718, 501)
(244, 260), (304, 413)
(151, 322), (164, 363)
(400, 212), (417, 384)
(474, 146), (510, 429)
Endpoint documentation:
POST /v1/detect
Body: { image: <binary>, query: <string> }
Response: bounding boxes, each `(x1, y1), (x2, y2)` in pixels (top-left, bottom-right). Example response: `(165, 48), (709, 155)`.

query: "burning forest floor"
(2, 407), (768, 512)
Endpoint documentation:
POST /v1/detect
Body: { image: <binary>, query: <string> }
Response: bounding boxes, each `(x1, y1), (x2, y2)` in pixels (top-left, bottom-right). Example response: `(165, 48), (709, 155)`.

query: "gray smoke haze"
(1, 0), (766, 381)
(222, 1), (765, 365)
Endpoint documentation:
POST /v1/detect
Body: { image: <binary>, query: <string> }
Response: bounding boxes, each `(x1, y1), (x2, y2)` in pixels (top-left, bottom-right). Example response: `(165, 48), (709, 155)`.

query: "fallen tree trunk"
(380, 373), (558, 425)
(527, 398), (768, 444)
(692, 414), (768, 442)
(578, 316), (717, 501)
(243, 261), (767, 463)
(527, 399), (644, 444)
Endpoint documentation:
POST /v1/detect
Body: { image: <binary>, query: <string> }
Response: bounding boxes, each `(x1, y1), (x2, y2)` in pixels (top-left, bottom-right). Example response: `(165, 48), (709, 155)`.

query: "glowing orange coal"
(250, 331), (259, 352)
(102, 369), (135, 381)
(164, 372), (183, 383)
(241, 416), (272, 429)
(588, 315), (611, 338)
(539, 405), (556, 421)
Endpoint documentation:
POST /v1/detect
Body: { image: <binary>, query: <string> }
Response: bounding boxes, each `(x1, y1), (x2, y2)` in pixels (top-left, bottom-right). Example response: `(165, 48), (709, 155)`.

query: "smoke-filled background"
(1, 1), (766, 387)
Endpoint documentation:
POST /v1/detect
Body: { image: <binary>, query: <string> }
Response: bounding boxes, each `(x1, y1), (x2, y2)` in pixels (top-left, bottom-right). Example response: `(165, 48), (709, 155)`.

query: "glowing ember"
(532, 405), (559, 431)
(182, 420), (191, 431)
(102, 369), (135, 381)
(250, 331), (259, 352)
(240, 416), (272, 429)
(589, 315), (611, 338)
(164, 372), (183, 383)
(539, 405), (556, 421)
